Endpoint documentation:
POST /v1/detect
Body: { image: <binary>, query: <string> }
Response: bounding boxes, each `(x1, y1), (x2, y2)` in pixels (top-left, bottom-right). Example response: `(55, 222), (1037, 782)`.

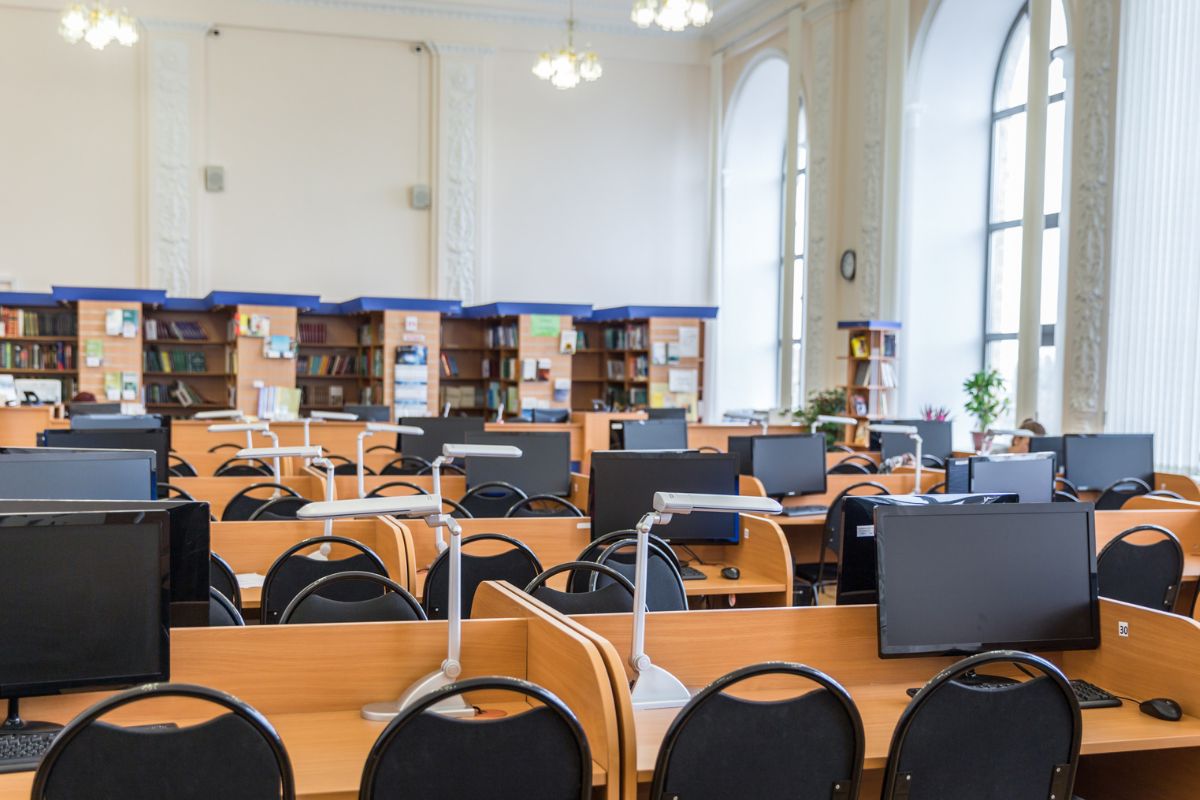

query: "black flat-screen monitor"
(1029, 436), (1064, 473)
(589, 451), (740, 543)
(728, 434), (826, 497)
(517, 408), (570, 423)
(0, 510), (170, 700)
(875, 420), (953, 462)
(836, 493), (1018, 606)
(0, 448), (155, 501)
(611, 419), (689, 451)
(465, 431), (571, 496)
(969, 453), (1055, 503)
(346, 404), (391, 422)
(0, 500), (209, 627)
(41, 428), (169, 485)
(1063, 433), (1154, 492)
(71, 414), (165, 430)
(68, 401), (122, 417)
(398, 416), (486, 462)
(647, 408), (688, 421)
(875, 503), (1099, 657)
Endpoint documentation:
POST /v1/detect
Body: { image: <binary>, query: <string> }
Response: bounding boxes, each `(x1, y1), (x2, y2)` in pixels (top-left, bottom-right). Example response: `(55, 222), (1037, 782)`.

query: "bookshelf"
(296, 307), (366, 411)
(0, 293), (79, 402)
(836, 320), (901, 445)
(438, 315), (489, 413)
(142, 301), (235, 415)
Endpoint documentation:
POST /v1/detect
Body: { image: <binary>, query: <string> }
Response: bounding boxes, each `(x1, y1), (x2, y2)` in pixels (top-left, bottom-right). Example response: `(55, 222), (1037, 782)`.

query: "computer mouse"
(720, 566), (740, 580)
(1139, 698), (1183, 722)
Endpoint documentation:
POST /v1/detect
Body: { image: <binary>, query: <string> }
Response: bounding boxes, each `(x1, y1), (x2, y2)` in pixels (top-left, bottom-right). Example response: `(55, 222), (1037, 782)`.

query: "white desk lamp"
(628, 492), (782, 709)
(495, 403), (505, 423)
(442, 402), (451, 417)
(725, 409), (769, 435)
(868, 423), (923, 488)
(427, 443), (522, 554)
(814, 414), (860, 428)
(194, 409), (245, 421)
(300, 410), (359, 452)
(356, 423), (425, 498)
(210, 421), (276, 455)
(989, 427), (1040, 438)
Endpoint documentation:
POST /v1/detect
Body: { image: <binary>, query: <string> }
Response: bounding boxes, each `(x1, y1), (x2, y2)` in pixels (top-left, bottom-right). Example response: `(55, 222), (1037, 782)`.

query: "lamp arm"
(425, 513), (464, 677)
(912, 433), (923, 490)
(630, 511), (670, 674)
(357, 430), (373, 499)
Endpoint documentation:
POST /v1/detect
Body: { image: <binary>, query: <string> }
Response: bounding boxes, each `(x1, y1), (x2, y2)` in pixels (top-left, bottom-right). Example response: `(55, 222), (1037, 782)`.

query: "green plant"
(962, 369), (1010, 432)
(794, 387), (847, 447)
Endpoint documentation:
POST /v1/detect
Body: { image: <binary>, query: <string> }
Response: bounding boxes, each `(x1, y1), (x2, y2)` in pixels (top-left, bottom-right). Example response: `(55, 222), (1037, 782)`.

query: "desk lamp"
(194, 409), (245, 421)
(300, 409), (359, 452)
(356, 423), (425, 498)
(426, 443), (522, 553)
(868, 423), (923, 488)
(725, 409), (769, 435)
(210, 421), (277, 458)
(989, 428), (1039, 438)
(628, 492), (782, 709)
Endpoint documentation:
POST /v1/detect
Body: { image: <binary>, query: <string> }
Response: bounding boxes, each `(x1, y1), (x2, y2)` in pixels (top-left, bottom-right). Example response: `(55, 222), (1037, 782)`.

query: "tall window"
(786, 103), (808, 408)
(984, 1), (1068, 428)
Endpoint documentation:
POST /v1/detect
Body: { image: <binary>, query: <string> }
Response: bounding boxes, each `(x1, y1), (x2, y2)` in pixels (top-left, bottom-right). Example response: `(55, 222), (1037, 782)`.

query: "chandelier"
(532, 18), (602, 90)
(60, 2), (139, 50)
(631, 0), (713, 31)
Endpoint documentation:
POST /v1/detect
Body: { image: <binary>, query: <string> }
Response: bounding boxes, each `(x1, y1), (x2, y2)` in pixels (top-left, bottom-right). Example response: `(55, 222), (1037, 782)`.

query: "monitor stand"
(2, 697), (59, 735)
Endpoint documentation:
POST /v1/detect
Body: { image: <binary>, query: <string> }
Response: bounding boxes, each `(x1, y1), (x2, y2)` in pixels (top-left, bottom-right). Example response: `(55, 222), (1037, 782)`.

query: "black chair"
(794, 481), (891, 603)
(359, 676), (590, 800)
(524, 562), (636, 615)
(214, 457), (274, 477)
(422, 533), (543, 619)
(1053, 490), (1080, 502)
(279, 571), (426, 624)
(697, 446), (722, 453)
(158, 482), (197, 501)
(594, 538), (688, 612)
(365, 444), (398, 454)
(1054, 476), (1079, 497)
(442, 497), (474, 519)
(365, 480), (431, 497)
(380, 455), (433, 476)
(1097, 525), (1184, 612)
(458, 481), (528, 517)
(505, 495), (584, 518)
(260, 536), (390, 625)
(248, 495), (312, 521)
(209, 587), (245, 627)
(925, 481), (946, 495)
(651, 662), (864, 800)
(828, 444), (855, 453)
(208, 443), (242, 453)
(222, 483), (305, 522)
(570, 529), (682, 591)
(828, 454), (878, 475)
(1095, 477), (1152, 510)
(210, 552), (242, 610)
(1146, 489), (1185, 501)
(418, 462), (465, 476)
(168, 453), (198, 478)
(325, 454), (369, 477)
(32, 683), (295, 800)
(922, 454), (947, 469)
(880, 650), (1081, 800)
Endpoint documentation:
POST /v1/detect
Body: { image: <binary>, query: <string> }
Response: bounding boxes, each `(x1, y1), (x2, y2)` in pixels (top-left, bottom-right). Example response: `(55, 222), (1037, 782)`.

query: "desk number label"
(856, 525), (875, 538)
(1118, 621), (1129, 637)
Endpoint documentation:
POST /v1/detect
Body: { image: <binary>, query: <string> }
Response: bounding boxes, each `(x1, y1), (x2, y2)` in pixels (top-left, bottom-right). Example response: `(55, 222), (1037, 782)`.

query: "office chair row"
(170, 450), (455, 478)
(28, 649), (1090, 799)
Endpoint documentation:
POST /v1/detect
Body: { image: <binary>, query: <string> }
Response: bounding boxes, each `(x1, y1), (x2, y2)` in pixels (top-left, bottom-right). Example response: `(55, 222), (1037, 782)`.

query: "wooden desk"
(1097, 508), (1200, 617)
(172, 474), (327, 518)
(331, 474), (467, 501)
(0, 618), (620, 800)
(0, 405), (58, 447)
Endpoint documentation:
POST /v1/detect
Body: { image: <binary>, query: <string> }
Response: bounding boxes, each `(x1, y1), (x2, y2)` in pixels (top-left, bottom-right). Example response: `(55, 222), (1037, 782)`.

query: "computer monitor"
(835, 493), (1018, 606)
(589, 451), (740, 543)
(0, 510), (170, 708)
(529, 408), (570, 423)
(1029, 436), (1064, 473)
(968, 453), (1055, 503)
(876, 420), (953, 462)
(345, 404), (391, 422)
(0, 448), (155, 501)
(397, 416), (485, 462)
(647, 408), (688, 421)
(67, 401), (122, 417)
(41, 428), (169, 485)
(727, 434), (826, 497)
(0, 499), (210, 628)
(464, 431), (571, 496)
(1063, 433), (1155, 492)
(71, 413), (165, 430)
(611, 418), (689, 451)
(875, 503), (1099, 657)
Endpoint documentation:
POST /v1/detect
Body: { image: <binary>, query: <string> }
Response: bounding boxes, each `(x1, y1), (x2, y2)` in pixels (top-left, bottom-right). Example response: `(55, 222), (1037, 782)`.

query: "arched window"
(984, 1), (1069, 429)
(785, 102), (808, 408)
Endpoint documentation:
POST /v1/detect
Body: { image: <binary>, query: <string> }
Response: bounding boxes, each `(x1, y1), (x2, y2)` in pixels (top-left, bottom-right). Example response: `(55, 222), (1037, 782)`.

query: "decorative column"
(857, 0), (887, 320)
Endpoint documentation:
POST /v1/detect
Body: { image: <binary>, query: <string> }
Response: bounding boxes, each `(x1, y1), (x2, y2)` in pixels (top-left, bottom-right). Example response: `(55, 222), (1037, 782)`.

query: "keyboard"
(0, 722), (178, 774)
(904, 679), (1122, 709)
(781, 505), (828, 518)
(679, 564), (707, 581)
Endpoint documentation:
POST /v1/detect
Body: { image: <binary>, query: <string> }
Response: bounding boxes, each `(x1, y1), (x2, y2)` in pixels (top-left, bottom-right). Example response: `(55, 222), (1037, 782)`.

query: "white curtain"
(1105, 0), (1200, 475)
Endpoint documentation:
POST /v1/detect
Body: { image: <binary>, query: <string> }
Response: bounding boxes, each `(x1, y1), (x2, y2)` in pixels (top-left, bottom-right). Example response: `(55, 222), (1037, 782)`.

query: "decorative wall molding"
(148, 38), (193, 296)
(1062, 0), (1117, 431)
(857, 0), (886, 319)
(803, 13), (835, 394)
(435, 54), (482, 303)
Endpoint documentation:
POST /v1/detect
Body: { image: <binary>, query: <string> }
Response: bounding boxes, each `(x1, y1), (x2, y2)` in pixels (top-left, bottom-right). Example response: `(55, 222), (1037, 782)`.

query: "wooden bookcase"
(142, 300), (235, 415)
(0, 292), (79, 403)
(837, 320), (901, 446)
(340, 299), (449, 417)
(296, 307), (367, 412)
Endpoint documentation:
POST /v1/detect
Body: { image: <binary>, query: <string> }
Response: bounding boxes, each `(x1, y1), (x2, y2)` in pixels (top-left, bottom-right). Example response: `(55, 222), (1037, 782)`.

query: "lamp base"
(360, 669), (474, 721)
(630, 663), (691, 710)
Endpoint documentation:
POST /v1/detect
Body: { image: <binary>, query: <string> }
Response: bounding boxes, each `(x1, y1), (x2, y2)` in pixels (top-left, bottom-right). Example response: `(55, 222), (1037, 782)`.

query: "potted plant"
(920, 404), (952, 423)
(794, 387), (848, 448)
(962, 369), (1010, 452)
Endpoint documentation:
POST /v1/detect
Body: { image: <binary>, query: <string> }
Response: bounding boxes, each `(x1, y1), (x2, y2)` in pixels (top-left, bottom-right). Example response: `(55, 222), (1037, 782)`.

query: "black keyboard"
(1071, 679), (1122, 709)
(679, 565), (707, 581)
(0, 729), (59, 774)
(781, 505), (828, 518)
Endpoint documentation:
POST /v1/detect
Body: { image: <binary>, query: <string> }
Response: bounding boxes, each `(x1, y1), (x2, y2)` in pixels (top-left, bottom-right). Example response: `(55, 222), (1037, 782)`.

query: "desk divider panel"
(171, 475), (325, 518)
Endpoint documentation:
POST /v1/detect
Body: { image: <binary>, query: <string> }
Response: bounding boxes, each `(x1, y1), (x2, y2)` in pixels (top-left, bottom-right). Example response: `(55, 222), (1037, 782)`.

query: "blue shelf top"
(51, 286), (167, 305)
(836, 320), (902, 330)
(0, 291), (61, 308)
(159, 297), (213, 312)
(307, 302), (346, 316)
(337, 297), (463, 315)
(204, 291), (322, 309)
(462, 302), (593, 319)
(590, 305), (718, 321)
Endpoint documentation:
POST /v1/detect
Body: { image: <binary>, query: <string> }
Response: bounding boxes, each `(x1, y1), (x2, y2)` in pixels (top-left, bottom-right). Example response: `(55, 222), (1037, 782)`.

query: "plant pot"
(971, 431), (994, 454)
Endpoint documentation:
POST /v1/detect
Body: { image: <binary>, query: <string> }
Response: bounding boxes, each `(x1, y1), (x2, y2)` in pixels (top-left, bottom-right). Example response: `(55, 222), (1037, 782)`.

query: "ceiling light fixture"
(60, 3), (139, 50)
(532, 1), (602, 90)
(631, 0), (713, 32)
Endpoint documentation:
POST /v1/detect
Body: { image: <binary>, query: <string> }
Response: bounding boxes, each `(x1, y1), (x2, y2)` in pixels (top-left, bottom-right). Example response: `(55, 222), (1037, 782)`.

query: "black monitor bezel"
(967, 452), (1056, 503)
(612, 418), (689, 451)
(464, 430), (571, 496)
(1062, 433), (1155, 492)
(40, 428), (170, 485)
(728, 433), (827, 497)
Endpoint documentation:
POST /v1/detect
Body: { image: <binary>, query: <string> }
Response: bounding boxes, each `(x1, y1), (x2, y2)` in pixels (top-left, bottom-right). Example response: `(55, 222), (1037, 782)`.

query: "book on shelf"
(297, 322), (327, 345)
(485, 323), (518, 349)
(632, 354), (648, 379)
(0, 341), (75, 371)
(606, 359), (626, 380)
(850, 335), (870, 358)
(440, 384), (483, 410)
(628, 324), (648, 349)
(296, 353), (358, 376)
(882, 333), (897, 357)
(440, 352), (460, 377)
(144, 319), (208, 341)
(603, 327), (627, 350)
(358, 322), (383, 346)
(144, 348), (208, 373)
(0, 308), (77, 338)
(145, 380), (208, 407)
(575, 329), (590, 350)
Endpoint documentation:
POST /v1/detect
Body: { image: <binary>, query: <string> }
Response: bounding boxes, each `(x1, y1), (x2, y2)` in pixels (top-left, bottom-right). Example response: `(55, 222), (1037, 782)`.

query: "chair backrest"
(279, 571), (426, 624)
(524, 561), (636, 615)
(1145, 489), (1185, 500)
(422, 533), (543, 619)
(594, 539), (688, 612)
(696, 445), (722, 453)
(505, 495), (584, 518)
(381, 455), (433, 475)
(1095, 476), (1153, 510)
(824, 481), (891, 558)
(1054, 476), (1079, 497)
(214, 457), (273, 477)
(158, 482), (197, 501)
(880, 651), (1081, 800)
(1052, 490), (1080, 502)
(925, 481), (946, 495)
(1097, 525), (1184, 611)
(921, 454), (947, 468)
(209, 552), (242, 610)
(209, 587), (245, 627)
(365, 444), (398, 454)
(326, 454), (369, 476)
(419, 462), (465, 476)
(569, 529), (680, 592)
(221, 483), (303, 521)
(359, 676), (590, 800)
(365, 480), (431, 497)
(32, 683), (295, 800)
(458, 481), (529, 518)
(828, 454), (878, 475)
(208, 443), (241, 453)
(442, 497), (474, 519)
(247, 496), (312, 521)
(168, 454), (198, 478)
(651, 662), (864, 800)
(260, 536), (389, 624)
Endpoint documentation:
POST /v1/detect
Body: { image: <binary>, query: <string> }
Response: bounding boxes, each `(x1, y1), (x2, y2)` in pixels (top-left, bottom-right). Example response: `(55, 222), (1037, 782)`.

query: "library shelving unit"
(583, 306), (715, 419)
(0, 291), (81, 403)
(836, 319), (901, 445)
(141, 296), (235, 415)
(296, 302), (368, 412)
